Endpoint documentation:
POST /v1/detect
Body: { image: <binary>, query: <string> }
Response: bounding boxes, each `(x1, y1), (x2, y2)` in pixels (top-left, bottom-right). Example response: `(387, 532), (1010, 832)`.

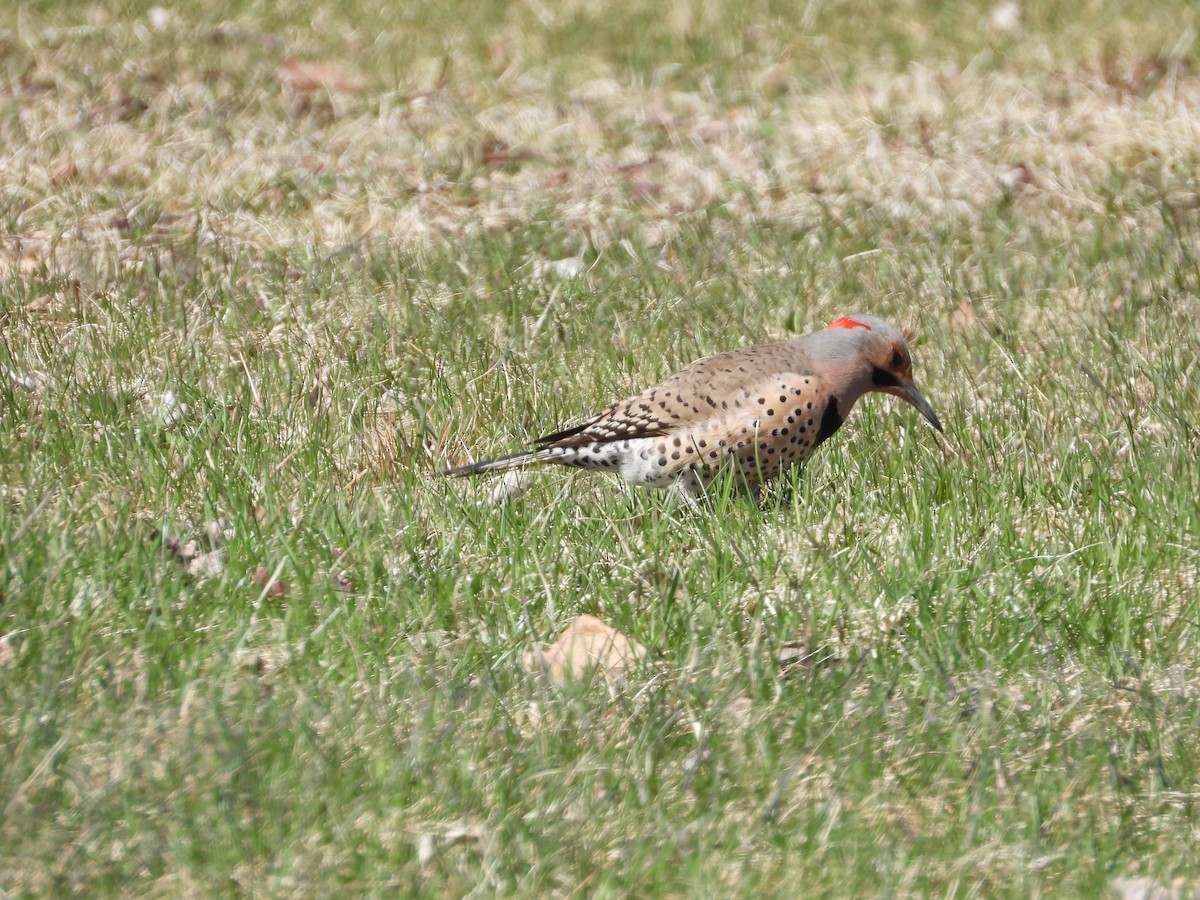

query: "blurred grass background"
(2, 0), (1200, 894)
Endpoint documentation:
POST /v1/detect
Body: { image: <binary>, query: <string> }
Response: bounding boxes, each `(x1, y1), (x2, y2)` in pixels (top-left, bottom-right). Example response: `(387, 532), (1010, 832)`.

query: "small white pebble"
(147, 6), (175, 30)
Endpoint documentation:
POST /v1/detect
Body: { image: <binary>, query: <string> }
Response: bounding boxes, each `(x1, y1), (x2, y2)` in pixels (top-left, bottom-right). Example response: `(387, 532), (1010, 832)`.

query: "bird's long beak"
(896, 380), (943, 432)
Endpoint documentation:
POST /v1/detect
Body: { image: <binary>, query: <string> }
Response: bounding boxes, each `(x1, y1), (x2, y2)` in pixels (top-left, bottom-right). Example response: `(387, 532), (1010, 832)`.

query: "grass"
(3, 0), (1200, 895)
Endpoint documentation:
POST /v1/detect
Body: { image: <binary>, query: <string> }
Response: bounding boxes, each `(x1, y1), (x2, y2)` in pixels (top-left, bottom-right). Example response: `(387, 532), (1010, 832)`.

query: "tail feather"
(439, 440), (626, 477)
(438, 448), (540, 477)
(440, 438), (638, 479)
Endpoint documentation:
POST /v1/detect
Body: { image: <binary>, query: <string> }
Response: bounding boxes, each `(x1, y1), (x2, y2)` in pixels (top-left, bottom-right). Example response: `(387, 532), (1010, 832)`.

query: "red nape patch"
(827, 316), (871, 331)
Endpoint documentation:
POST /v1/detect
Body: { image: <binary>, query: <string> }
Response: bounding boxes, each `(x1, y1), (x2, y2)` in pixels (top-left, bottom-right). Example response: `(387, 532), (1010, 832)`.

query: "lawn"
(2, 0), (1200, 894)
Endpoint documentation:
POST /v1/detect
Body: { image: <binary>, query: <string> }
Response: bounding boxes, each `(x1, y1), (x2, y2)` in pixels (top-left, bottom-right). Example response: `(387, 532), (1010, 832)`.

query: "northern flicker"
(440, 315), (942, 496)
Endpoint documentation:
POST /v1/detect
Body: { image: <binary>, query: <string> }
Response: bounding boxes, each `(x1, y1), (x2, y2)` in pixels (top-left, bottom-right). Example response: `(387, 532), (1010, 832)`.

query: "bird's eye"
(892, 350), (904, 367)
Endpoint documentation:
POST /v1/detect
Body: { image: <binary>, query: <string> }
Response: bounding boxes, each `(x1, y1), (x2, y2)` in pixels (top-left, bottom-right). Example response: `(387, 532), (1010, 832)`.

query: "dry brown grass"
(5, 10), (1199, 293)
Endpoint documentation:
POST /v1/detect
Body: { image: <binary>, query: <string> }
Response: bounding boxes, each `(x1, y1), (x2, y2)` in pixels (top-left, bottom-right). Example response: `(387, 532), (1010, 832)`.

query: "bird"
(439, 314), (943, 497)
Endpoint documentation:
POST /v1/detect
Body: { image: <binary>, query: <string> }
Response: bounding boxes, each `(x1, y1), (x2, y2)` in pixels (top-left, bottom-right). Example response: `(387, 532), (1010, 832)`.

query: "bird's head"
(824, 315), (943, 432)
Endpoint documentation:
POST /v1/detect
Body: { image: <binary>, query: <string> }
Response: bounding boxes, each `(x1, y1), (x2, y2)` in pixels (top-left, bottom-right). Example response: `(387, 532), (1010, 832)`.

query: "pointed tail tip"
(436, 462), (479, 478)
(437, 460), (503, 478)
